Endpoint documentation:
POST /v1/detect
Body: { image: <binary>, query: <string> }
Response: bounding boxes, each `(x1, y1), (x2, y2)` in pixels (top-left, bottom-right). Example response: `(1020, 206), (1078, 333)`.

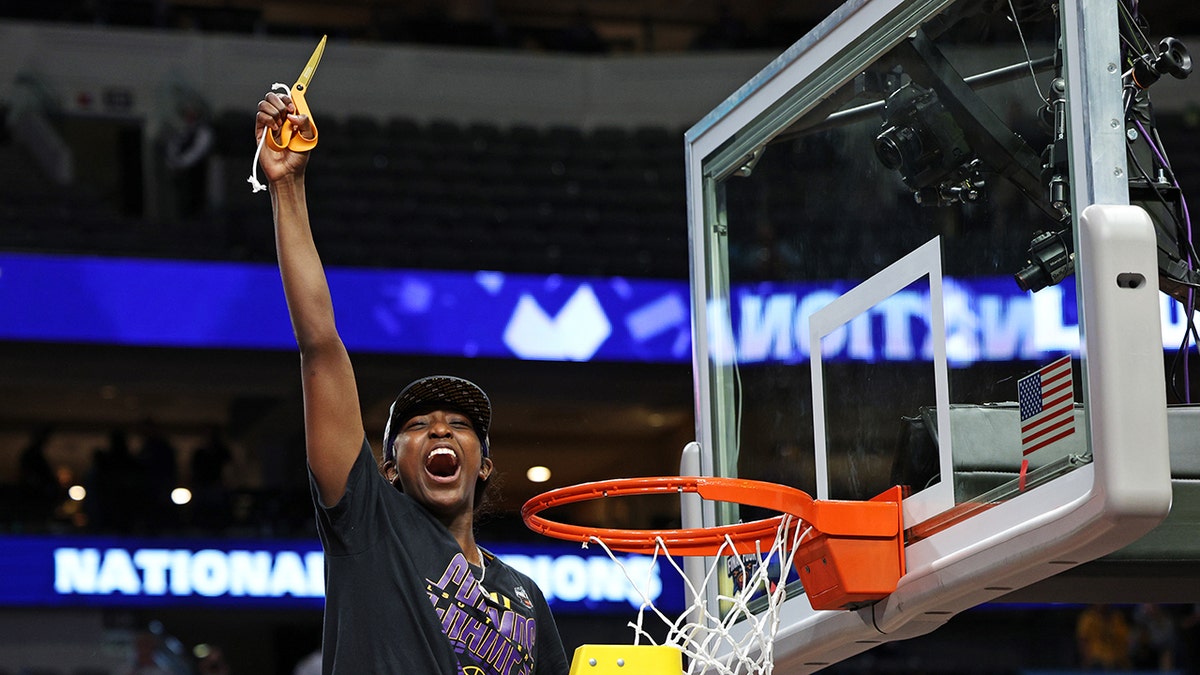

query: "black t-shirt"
(310, 438), (570, 675)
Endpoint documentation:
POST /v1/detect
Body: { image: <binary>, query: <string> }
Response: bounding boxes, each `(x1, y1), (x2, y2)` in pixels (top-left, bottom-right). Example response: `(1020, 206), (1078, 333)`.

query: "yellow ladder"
(569, 645), (683, 674)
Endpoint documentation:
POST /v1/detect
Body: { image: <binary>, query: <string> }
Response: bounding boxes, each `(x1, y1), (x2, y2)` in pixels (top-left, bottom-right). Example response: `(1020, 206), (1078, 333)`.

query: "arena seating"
(0, 111), (689, 279)
(214, 112), (692, 278)
(4, 108), (1197, 285)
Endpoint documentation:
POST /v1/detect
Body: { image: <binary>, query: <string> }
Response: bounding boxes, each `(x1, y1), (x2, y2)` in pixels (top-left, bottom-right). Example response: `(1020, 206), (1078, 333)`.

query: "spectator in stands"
(86, 429), (143, 532)
(125, 630), (171, 675)
(189, 425), (232, 530)
(137, 418), (179, 531)
(1182, 604), (1200, 670)
(1076, 604), (1132, 670)
(1129, 603), (1178, 671)
(17, 424), (61, 526)
(253, 90), (568, 674)
(161, 95), (214, 223)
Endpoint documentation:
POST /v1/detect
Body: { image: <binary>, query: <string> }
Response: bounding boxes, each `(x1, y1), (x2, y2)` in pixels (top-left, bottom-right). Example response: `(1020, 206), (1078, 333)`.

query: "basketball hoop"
(522, 477), (906, 673)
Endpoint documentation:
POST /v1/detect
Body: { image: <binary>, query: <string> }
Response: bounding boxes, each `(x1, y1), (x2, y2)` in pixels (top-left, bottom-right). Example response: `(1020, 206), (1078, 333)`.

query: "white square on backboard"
(809, 236), (954, 527)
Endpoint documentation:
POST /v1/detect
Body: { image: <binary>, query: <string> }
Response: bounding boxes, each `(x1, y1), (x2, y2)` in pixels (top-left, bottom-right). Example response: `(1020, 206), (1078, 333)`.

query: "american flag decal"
(1017, 355), (1076, 456)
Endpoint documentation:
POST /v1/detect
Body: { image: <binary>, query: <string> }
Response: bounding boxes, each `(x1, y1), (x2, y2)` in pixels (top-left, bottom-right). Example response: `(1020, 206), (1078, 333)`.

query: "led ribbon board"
(0, 535), (682, 614)
(0, 253), (1189, 363)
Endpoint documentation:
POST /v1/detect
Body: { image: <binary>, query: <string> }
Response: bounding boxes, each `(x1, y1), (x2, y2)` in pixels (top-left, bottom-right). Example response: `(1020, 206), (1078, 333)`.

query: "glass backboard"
(683, 0), (1174, 670)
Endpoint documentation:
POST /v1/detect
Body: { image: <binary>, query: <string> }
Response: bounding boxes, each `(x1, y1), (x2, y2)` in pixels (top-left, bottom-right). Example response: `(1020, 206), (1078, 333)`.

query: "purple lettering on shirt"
(432, 554), (471, 589)
(442, 603), (469, 641)
(459, 616), (489, 653)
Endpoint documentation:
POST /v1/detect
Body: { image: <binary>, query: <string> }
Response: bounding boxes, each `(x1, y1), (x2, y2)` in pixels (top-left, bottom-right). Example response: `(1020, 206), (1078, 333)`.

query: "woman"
(255, 90), (569, 675)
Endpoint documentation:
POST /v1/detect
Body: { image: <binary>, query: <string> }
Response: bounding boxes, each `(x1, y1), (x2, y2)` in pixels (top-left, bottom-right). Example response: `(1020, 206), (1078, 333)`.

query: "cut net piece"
(592, 515), (812, 675)
(248, 82), (292, 193)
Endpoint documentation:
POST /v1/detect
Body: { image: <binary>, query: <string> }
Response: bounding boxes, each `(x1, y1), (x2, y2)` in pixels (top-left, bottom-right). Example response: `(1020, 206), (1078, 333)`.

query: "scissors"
(266, 35), (327, 152)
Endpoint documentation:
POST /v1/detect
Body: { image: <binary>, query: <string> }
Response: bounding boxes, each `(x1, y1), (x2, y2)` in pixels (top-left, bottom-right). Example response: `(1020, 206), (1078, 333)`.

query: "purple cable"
(1135, 116), (1195, 399)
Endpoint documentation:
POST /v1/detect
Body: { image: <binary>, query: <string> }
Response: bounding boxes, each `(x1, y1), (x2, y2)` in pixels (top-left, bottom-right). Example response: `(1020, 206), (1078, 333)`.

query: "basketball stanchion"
(522, 477), (906, 674)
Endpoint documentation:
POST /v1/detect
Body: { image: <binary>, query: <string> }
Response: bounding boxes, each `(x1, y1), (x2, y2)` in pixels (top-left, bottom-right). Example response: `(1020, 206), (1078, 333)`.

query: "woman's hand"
(255, 90), (313, 183)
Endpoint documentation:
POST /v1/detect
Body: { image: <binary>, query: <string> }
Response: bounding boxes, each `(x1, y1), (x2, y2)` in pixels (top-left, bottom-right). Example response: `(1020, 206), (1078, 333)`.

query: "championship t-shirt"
(310, 438), (569, 674)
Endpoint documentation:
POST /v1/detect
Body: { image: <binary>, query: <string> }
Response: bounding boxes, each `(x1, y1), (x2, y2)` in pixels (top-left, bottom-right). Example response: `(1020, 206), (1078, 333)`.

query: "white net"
(591, 516), (813, 675)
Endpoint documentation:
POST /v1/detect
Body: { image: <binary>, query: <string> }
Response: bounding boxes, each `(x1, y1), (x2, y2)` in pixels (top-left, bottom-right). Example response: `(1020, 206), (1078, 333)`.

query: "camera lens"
(1013, 262), (1045, 292)
(875, 125), (921, 171)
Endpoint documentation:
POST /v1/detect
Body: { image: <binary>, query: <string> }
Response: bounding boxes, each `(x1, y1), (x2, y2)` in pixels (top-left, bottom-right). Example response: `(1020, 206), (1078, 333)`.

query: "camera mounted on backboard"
(874, 80), (983, 206)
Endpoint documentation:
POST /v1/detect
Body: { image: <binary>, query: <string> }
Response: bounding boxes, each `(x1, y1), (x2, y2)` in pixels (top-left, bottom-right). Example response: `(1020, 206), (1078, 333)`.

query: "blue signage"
(0, 252), (1190, 364)
(720, 277), (1086, 365)
(0, 535), (684, 615)
(0, 253), (689, 362)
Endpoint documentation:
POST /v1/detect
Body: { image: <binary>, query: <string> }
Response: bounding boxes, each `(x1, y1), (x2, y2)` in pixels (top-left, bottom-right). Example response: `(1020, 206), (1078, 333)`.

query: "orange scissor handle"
(265, 83), (319, 152)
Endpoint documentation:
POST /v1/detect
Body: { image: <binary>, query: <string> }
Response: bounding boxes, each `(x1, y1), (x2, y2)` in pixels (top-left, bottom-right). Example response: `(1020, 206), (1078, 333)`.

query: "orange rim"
(520, 476), (819, 556)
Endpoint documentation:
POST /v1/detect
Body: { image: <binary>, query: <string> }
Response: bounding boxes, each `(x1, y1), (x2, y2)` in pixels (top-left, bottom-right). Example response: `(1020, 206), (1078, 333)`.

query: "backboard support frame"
(682, 1), (1173, 671)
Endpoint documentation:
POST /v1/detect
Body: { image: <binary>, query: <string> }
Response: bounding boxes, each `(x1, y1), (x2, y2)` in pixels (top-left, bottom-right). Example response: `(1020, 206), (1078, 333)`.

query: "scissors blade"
(295, 35), (327, 91)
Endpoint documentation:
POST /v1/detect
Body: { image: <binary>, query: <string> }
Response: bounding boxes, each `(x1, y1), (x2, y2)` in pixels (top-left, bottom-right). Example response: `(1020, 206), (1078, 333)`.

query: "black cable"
(1124, 144), (1191, 264)
(1123, 93), (1199, 270)
(1170, 299), (1200, 402)
(1113, 15), (1200, 398)
(1145, 124), (1200, 277)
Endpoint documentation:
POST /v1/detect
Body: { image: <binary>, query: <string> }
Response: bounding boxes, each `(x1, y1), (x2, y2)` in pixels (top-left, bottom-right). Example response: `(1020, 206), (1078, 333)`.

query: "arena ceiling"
(179, 0), (1200, 51)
